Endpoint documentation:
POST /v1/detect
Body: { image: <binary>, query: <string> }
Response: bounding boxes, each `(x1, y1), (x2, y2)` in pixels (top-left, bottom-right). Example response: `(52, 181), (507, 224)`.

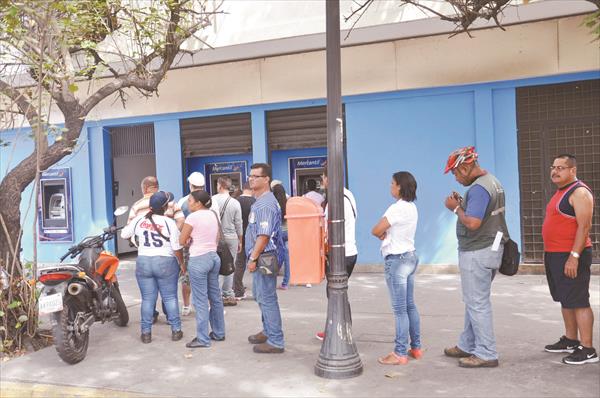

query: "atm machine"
(295, 170), (324, 196)
(209, 172), (243, 195)
(289, 156), (327, 196)
(204, 161), (248, 195)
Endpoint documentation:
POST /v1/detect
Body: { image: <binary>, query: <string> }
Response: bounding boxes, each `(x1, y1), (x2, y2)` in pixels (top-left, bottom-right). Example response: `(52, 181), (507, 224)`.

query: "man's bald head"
(141, 176), (159, 195)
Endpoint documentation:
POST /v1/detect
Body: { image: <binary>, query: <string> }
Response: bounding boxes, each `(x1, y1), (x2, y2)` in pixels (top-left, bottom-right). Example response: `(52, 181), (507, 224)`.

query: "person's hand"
(378, 232), (387, 241)
(564, 256), (578, 279)
(248, 261), (257, 273)
(445, 194), (460, 212)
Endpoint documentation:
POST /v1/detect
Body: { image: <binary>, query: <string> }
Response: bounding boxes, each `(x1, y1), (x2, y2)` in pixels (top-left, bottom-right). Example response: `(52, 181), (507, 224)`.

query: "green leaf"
(68, 83), (79, 93)
(7, 300), (21, 309)
(15, 322), (22, 329)
(18, 314), (28, 323)
(0, 310), (4, 317)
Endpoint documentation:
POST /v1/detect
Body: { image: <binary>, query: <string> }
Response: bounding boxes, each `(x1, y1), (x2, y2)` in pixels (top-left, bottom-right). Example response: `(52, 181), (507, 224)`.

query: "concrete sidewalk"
(1, 261), (599, 398)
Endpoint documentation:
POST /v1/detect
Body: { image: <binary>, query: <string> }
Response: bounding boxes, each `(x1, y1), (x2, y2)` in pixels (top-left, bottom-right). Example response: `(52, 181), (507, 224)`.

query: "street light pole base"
(314, 353), (363, 379)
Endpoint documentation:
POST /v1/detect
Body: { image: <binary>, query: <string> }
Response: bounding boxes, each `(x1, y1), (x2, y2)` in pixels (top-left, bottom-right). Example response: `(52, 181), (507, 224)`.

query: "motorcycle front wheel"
(53, 296), (89, 364)
(111, 283), (129, 327)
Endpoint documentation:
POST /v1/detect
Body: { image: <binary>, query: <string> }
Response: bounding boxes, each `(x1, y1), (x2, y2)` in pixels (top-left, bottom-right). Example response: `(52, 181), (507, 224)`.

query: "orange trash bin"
(285, 197), (325, 285)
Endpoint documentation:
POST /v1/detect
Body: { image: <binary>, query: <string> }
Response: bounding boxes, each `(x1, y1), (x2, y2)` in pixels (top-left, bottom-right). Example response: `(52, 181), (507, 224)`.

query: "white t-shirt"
(304, 190), (325, 207)
(324, 188), (358, 257)
(380, 199), (418, 257)
(121, 214), (182, 257)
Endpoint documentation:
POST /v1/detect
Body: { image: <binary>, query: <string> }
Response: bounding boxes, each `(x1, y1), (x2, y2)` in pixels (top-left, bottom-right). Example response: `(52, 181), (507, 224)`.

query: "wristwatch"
(570, 251), (580, 259)
(453, 206), (460, 214)
(249, 256), (258, 263)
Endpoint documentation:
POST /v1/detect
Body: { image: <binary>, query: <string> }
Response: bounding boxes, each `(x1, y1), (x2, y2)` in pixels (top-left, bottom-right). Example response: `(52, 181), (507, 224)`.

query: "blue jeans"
(188, 252), (225, 345)
(457, 244), (503, 361)
(252, 268), (284, 348)
(281, 230), (290, 286)
(384, 251), (421, 356)
(135, 255), (181, 334)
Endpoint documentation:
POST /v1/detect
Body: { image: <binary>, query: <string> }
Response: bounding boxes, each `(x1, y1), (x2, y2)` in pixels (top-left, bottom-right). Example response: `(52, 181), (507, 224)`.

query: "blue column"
(492, 88), (521, 249)
(154, 119), (183, 199)
(88, 125), (115, 252)
(474, 88), (496, 174)
(251, 110), (268, 164)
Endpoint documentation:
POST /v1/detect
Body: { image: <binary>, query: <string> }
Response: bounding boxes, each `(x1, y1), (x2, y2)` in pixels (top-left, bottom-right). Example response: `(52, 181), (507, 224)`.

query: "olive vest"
(457, 172), (509, 251)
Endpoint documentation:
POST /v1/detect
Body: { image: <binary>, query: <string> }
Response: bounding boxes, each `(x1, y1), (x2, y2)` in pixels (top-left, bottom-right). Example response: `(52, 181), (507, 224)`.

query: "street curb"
(354, 263), (600, 275)
(0, 381), (155, 398)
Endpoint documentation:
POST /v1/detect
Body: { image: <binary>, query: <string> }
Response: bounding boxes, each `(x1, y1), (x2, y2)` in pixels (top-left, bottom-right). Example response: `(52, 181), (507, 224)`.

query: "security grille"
(517, 79), (600, 263)
(110, 124), (155, 157)
(180, 113), (252, 158)
(267, 105), (345, 151)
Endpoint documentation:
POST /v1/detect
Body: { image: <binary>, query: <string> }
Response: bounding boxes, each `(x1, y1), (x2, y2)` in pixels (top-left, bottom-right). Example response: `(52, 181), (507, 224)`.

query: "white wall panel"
(558, 16), (600, 73)
(34, 15), (600, 126)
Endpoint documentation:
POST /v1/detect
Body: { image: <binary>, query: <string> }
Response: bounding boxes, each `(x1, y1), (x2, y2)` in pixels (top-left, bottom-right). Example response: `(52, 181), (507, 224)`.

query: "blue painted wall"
(346, 92), (476, 264)
(2, 71), (597, 265)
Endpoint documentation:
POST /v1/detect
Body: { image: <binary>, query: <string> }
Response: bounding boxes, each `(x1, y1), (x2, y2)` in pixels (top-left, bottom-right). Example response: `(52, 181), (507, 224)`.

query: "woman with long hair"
(179, 190), (225, 348)
(121, 191), (184, 344)
(371, 171), (422, 365)
(272, 183), (291, 290)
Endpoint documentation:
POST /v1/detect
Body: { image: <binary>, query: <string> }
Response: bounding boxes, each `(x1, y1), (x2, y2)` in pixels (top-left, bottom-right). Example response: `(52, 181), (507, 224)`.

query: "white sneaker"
(306, 283), (312, 288)
(181, 306), (191, 316)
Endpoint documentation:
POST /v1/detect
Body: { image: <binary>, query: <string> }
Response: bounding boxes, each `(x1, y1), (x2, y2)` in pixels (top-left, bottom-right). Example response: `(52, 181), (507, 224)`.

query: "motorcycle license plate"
(39, 292), (63, 314)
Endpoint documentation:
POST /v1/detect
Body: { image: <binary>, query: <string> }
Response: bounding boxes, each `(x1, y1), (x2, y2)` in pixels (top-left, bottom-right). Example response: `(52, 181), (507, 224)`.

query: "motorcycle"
(38, 206), (130, 364)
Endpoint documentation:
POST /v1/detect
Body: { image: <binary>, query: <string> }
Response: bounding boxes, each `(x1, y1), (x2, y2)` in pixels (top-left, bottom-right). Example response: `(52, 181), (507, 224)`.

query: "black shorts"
(544, 248), (592, 309)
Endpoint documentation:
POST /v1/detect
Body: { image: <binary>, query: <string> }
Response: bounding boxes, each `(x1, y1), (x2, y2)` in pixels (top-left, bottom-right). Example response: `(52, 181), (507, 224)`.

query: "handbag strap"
(210, 209), (224, 241)
(219, 196), (231, 220)
(146, 213), (170, 242)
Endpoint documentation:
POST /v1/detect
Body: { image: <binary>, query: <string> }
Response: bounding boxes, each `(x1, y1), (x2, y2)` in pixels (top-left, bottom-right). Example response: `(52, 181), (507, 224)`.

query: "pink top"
(184, 209), (219, 257)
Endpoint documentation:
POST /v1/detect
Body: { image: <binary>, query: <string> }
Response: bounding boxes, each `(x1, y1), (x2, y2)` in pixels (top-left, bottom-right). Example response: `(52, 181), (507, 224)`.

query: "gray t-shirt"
(212, 192), (242, 238)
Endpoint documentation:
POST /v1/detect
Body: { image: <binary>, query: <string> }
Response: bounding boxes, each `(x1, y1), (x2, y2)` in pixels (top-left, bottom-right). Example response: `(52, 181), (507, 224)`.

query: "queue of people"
(119, 146), (597, 367)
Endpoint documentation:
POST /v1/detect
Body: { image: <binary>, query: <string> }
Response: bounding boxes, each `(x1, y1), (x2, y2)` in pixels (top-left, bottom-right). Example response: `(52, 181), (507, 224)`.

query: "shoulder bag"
(210, 210), (235, 276)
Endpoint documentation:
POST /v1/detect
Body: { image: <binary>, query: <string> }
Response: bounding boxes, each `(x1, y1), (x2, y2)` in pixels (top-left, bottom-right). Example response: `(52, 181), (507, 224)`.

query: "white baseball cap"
(187, 172), (205, 187)
(270, 179), (283, 189)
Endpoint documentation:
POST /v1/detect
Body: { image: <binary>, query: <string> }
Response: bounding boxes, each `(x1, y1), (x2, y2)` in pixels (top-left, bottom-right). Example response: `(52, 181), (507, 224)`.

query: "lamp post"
(314, 0), (363, 379)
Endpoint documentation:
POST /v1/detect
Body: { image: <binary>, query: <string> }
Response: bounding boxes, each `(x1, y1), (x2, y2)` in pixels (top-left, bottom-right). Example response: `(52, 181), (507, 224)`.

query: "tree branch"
(0, 79), (39, 126)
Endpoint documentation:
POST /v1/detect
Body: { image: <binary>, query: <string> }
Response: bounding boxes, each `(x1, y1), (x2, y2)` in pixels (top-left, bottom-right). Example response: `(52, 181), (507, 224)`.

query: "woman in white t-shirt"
(121, 191), (184, 344)
(179, 190), (225, 348)
(371, 171), (421, 365)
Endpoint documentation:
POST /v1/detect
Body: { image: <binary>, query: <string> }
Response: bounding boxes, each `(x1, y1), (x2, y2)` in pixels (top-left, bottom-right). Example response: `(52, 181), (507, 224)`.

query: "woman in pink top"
(179, 190), (225, 348)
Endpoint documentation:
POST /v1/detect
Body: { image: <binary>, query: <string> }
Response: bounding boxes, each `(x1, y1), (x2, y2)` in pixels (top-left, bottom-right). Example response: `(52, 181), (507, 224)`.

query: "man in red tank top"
(541, 154), (597, 365)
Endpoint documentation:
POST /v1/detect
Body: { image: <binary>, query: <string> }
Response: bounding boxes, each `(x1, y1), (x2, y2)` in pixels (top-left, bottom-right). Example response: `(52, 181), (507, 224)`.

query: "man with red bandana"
(442, 146), (509, 368)
(542, 154), (597, 365)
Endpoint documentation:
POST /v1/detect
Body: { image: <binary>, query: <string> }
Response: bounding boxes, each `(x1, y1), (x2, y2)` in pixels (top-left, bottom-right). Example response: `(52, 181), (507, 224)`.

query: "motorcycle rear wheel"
(111, 283), (129, 327)
(53, 296), (89, 364)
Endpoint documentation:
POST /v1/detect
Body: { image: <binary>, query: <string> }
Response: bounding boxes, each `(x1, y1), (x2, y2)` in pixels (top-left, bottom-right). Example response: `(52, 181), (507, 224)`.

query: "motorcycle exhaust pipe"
(68, 283), (84, 296)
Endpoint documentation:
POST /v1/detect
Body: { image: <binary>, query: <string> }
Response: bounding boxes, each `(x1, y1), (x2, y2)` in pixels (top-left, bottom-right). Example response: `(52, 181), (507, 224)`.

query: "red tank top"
(542, 180), (593, 252)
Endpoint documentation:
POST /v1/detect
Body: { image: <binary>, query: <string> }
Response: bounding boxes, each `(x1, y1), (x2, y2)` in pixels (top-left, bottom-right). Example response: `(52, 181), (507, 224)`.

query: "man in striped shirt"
(245, 163), (285, 354)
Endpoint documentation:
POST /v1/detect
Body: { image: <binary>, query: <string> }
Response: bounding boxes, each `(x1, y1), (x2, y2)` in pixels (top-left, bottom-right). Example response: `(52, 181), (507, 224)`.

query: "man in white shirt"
(303, 179), (324, 207)
(315, 167), (358, 340)
(211, 176), (243, 306)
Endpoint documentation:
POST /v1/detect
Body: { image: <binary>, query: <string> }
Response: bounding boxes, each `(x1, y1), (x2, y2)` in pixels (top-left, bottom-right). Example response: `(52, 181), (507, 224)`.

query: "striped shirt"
(245, 191), (282, 257)
(127, 194), (184, 224)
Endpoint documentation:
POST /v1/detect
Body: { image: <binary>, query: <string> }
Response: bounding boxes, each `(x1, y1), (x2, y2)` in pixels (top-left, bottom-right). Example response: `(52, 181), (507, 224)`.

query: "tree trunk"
(0, 118), (85, 274)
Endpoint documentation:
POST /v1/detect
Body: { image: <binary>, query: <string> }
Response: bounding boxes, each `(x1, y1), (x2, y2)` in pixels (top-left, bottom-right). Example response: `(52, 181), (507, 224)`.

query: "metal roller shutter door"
(267, 106), (345, 151)
(180, 113), (252, 158)
(517, 79), (600, 263)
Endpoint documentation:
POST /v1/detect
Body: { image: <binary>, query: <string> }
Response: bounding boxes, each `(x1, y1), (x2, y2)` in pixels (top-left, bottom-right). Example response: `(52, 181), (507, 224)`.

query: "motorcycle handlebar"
(59, 224), (124, 261)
